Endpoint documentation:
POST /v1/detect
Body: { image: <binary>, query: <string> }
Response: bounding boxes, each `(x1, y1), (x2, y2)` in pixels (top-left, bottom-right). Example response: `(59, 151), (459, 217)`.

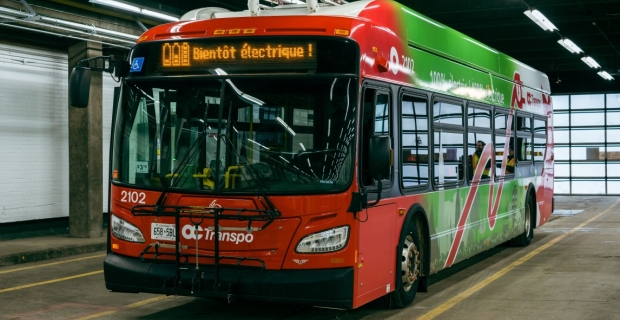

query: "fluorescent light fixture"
(557, 38), (583, 54)
(524, 9), (557, 31)
(581, 56), (601, 69)
(91, 0), (139, 12)
(141, 10), (179, 22)
(89, 0), (179, 22)
(598, 71), (614, 81)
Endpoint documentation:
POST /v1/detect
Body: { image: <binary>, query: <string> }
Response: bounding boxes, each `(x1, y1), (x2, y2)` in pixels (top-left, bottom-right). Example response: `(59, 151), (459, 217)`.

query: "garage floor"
(0, 196), (618, 319)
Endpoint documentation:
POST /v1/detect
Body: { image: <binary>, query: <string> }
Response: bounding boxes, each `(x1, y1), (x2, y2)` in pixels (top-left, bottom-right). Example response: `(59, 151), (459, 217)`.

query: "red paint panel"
(354, 203), (396, 308)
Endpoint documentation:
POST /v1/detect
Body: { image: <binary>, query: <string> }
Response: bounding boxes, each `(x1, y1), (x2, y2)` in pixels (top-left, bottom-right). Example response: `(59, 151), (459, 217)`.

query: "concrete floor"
(0, 196), (619, 319)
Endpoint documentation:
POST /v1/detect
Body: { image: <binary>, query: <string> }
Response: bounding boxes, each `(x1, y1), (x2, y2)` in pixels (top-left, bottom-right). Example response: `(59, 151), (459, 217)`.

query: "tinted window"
(401, 95), (429, 188)
(434, 101), (462, 126)
(468, 107), (491, 128)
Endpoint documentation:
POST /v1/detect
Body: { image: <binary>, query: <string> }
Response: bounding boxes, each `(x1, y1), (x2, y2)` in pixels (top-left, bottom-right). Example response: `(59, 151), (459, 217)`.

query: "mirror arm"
(77, 55), (129, 77)
(366, 178), (382, 207)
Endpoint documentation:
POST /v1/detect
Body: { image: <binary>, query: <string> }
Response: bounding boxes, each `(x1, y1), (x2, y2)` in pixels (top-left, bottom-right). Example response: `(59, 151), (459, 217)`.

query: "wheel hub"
(400, 235), (420, 292)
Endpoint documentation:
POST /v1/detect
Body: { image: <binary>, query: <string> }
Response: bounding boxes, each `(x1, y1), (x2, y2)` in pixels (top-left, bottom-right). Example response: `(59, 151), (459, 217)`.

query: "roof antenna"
(307, 0), (318, 13)
(248, 0), (260, 16)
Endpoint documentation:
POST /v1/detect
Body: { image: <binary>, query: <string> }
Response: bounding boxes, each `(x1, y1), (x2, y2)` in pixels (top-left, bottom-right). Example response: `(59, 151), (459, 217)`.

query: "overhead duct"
(0, 5), (139, 46)
(0, 22), (132, 49)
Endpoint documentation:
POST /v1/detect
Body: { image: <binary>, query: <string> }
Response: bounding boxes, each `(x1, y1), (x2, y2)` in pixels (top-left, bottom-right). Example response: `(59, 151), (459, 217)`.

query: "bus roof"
(139, 0), (550, 112)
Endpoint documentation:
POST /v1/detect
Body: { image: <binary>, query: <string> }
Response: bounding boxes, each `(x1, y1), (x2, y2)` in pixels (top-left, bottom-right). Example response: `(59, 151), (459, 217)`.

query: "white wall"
(0, 41), (116, 223)
(0, 42), (69, 223)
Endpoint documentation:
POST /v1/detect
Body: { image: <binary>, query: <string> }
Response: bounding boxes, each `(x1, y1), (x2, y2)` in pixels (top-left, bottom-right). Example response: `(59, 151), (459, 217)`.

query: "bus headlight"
(111, 214), (145, 243)
(295, 226), (349, 253)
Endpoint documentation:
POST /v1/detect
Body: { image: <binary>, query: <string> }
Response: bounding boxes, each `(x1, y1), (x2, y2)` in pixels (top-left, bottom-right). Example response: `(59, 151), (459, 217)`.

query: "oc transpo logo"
(181, 199), (254, 244)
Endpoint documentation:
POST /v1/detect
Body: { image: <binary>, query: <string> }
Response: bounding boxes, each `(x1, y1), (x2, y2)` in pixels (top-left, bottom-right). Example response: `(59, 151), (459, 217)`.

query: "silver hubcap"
(525, 202), (531, 238)
(401, 235), (420, 292)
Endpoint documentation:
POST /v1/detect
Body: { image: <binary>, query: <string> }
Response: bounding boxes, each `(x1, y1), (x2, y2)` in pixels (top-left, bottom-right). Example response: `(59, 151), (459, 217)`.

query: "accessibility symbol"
(130, 57), (145, 72)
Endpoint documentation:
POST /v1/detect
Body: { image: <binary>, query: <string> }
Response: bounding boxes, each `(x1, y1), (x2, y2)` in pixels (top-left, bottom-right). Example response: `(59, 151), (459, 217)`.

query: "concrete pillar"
(68, 41), (103, 238)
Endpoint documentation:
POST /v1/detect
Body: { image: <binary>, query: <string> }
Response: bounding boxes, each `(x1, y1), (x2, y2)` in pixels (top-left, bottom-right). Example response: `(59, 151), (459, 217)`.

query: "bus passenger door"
(355, 87), (396, 306)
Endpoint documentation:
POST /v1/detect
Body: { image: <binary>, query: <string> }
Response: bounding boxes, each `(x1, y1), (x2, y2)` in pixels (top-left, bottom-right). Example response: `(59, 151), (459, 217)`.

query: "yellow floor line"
(0, 254), (106, 275)
(0, 270), (103, 293)
(417, 198), (620, 320)
(76, 296), (170, 320)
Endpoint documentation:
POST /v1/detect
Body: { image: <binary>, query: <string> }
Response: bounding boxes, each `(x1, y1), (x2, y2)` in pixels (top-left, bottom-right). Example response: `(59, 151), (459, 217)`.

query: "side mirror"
(69, 66), (91, 108)
(369, 135), (392, 180)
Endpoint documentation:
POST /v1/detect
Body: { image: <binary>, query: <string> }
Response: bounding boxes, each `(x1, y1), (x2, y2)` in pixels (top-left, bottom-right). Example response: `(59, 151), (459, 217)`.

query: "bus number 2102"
(120, 191), (146, 204)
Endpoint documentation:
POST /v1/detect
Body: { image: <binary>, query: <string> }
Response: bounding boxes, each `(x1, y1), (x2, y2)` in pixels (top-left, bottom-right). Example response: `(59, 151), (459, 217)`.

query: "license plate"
(151, 223), (176, 241)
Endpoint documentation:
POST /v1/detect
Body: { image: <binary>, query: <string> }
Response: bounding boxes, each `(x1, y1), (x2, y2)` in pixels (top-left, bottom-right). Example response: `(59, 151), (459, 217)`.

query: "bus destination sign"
(160, 41), (317, 72)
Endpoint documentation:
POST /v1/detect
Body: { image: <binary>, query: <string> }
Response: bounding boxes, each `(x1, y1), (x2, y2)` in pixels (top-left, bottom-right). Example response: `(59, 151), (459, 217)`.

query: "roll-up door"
(0, 41), (68, 223)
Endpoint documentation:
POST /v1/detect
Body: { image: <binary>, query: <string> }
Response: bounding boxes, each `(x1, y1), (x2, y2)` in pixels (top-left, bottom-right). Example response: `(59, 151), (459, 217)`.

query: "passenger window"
(534, 118), (546, 135)
(401, 95), (429, 188)
(433, 131), (464, 186)
(517, 115), (532, 132)
(495, 135), (515, 176)
(468, 108), (491, 128)
(434, 101), (462, 126)
(467, 133), (492, 181)
(495, 112), (507, 130)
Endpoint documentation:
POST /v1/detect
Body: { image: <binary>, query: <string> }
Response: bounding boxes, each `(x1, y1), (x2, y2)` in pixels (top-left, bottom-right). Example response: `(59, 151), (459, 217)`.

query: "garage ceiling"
(5, 0), (620, 94)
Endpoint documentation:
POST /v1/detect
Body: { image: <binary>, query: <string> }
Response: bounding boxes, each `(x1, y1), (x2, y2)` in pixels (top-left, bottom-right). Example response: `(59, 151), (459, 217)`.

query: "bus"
(70, 0), (554, 309)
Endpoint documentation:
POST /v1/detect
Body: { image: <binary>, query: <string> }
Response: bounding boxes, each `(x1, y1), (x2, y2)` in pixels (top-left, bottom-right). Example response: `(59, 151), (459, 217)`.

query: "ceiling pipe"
(0, 12), (135, 46)
(0, 6), (139, 40)
(0, 22), (131, 49)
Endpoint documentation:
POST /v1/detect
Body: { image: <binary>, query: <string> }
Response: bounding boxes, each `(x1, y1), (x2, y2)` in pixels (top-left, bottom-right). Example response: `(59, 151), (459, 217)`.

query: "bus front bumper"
(104, 253), (354, 309)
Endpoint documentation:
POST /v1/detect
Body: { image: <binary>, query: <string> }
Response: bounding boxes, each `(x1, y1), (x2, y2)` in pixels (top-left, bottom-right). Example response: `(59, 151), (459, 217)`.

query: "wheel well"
(528, 183), (537, 228)
(406, 204), (430, 279)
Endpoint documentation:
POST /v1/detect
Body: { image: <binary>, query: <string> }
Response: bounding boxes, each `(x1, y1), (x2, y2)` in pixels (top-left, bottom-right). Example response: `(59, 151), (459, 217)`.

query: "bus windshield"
(112, 77), (357, 194)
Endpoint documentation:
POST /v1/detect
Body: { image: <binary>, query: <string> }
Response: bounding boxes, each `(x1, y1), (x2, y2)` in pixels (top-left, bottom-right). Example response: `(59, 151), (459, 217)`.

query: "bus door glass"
(361, 87), (392, 190)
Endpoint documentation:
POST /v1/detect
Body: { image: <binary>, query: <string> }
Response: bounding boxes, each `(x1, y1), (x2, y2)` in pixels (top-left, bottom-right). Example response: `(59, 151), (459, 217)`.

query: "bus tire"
(391, 217), (421, 308)
(511, 193), (534, 247)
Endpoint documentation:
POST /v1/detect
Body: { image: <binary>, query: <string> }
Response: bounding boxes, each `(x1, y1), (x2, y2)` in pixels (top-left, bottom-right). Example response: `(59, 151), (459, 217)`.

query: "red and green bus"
(72, 0), (554, 309)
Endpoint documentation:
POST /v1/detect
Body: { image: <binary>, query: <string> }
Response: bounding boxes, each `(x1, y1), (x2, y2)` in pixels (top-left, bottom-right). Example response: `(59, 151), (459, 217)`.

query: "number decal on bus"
(120, 191), (146, 204)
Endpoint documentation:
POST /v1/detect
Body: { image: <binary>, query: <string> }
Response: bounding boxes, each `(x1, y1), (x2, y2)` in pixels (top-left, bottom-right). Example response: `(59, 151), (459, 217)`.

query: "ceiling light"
(90, 0), (139, 13)
(581, 56), (600, 69)
(557, 38), (583, 54)
(598, 71), (614, 81)
(89, 0), (179, 22)
(140, 9), (179, 22)
(524, 9), (558, 31)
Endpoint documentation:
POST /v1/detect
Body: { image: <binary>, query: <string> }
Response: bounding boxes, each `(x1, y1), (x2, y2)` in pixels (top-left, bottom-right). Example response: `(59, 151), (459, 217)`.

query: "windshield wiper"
(221, 134), (279, 217)
(154, 130), (207, 209)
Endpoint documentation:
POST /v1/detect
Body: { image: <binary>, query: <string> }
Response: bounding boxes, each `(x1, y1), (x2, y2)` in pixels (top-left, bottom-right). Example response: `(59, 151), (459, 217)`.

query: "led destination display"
(160, 41), (317, 71)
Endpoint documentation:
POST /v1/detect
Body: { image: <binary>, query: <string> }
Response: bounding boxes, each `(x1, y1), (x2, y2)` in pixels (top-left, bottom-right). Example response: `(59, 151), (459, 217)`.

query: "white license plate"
(151, 223), (176, 241)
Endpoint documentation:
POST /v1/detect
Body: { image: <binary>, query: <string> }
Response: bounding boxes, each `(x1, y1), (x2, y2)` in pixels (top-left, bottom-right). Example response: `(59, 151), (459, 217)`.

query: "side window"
(468, 107), (491, 127)
(494, 111), (515, 178)
(401, 95), (429, 189)
(467, 105), (492, 182)
(533, 117), (546, 162)
(516, 115), (532, 162)
(433, 100), (464, 187)
(361, 87), (391, 187)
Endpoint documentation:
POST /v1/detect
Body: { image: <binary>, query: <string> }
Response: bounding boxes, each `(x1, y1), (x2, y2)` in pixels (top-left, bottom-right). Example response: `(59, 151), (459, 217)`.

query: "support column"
(68, 41), (103, 238)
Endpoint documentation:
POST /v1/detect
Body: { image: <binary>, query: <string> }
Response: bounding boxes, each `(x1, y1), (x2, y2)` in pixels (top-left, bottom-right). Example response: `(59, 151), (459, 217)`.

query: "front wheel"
(511, 194), (534, 247)
(391, 218), (421, 308)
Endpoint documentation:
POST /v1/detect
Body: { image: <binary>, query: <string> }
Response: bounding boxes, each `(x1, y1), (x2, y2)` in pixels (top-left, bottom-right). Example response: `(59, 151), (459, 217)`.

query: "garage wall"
(0, 42), (69, 223)
(0, 40), (117, 223)
(102, 74), (118, 213)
